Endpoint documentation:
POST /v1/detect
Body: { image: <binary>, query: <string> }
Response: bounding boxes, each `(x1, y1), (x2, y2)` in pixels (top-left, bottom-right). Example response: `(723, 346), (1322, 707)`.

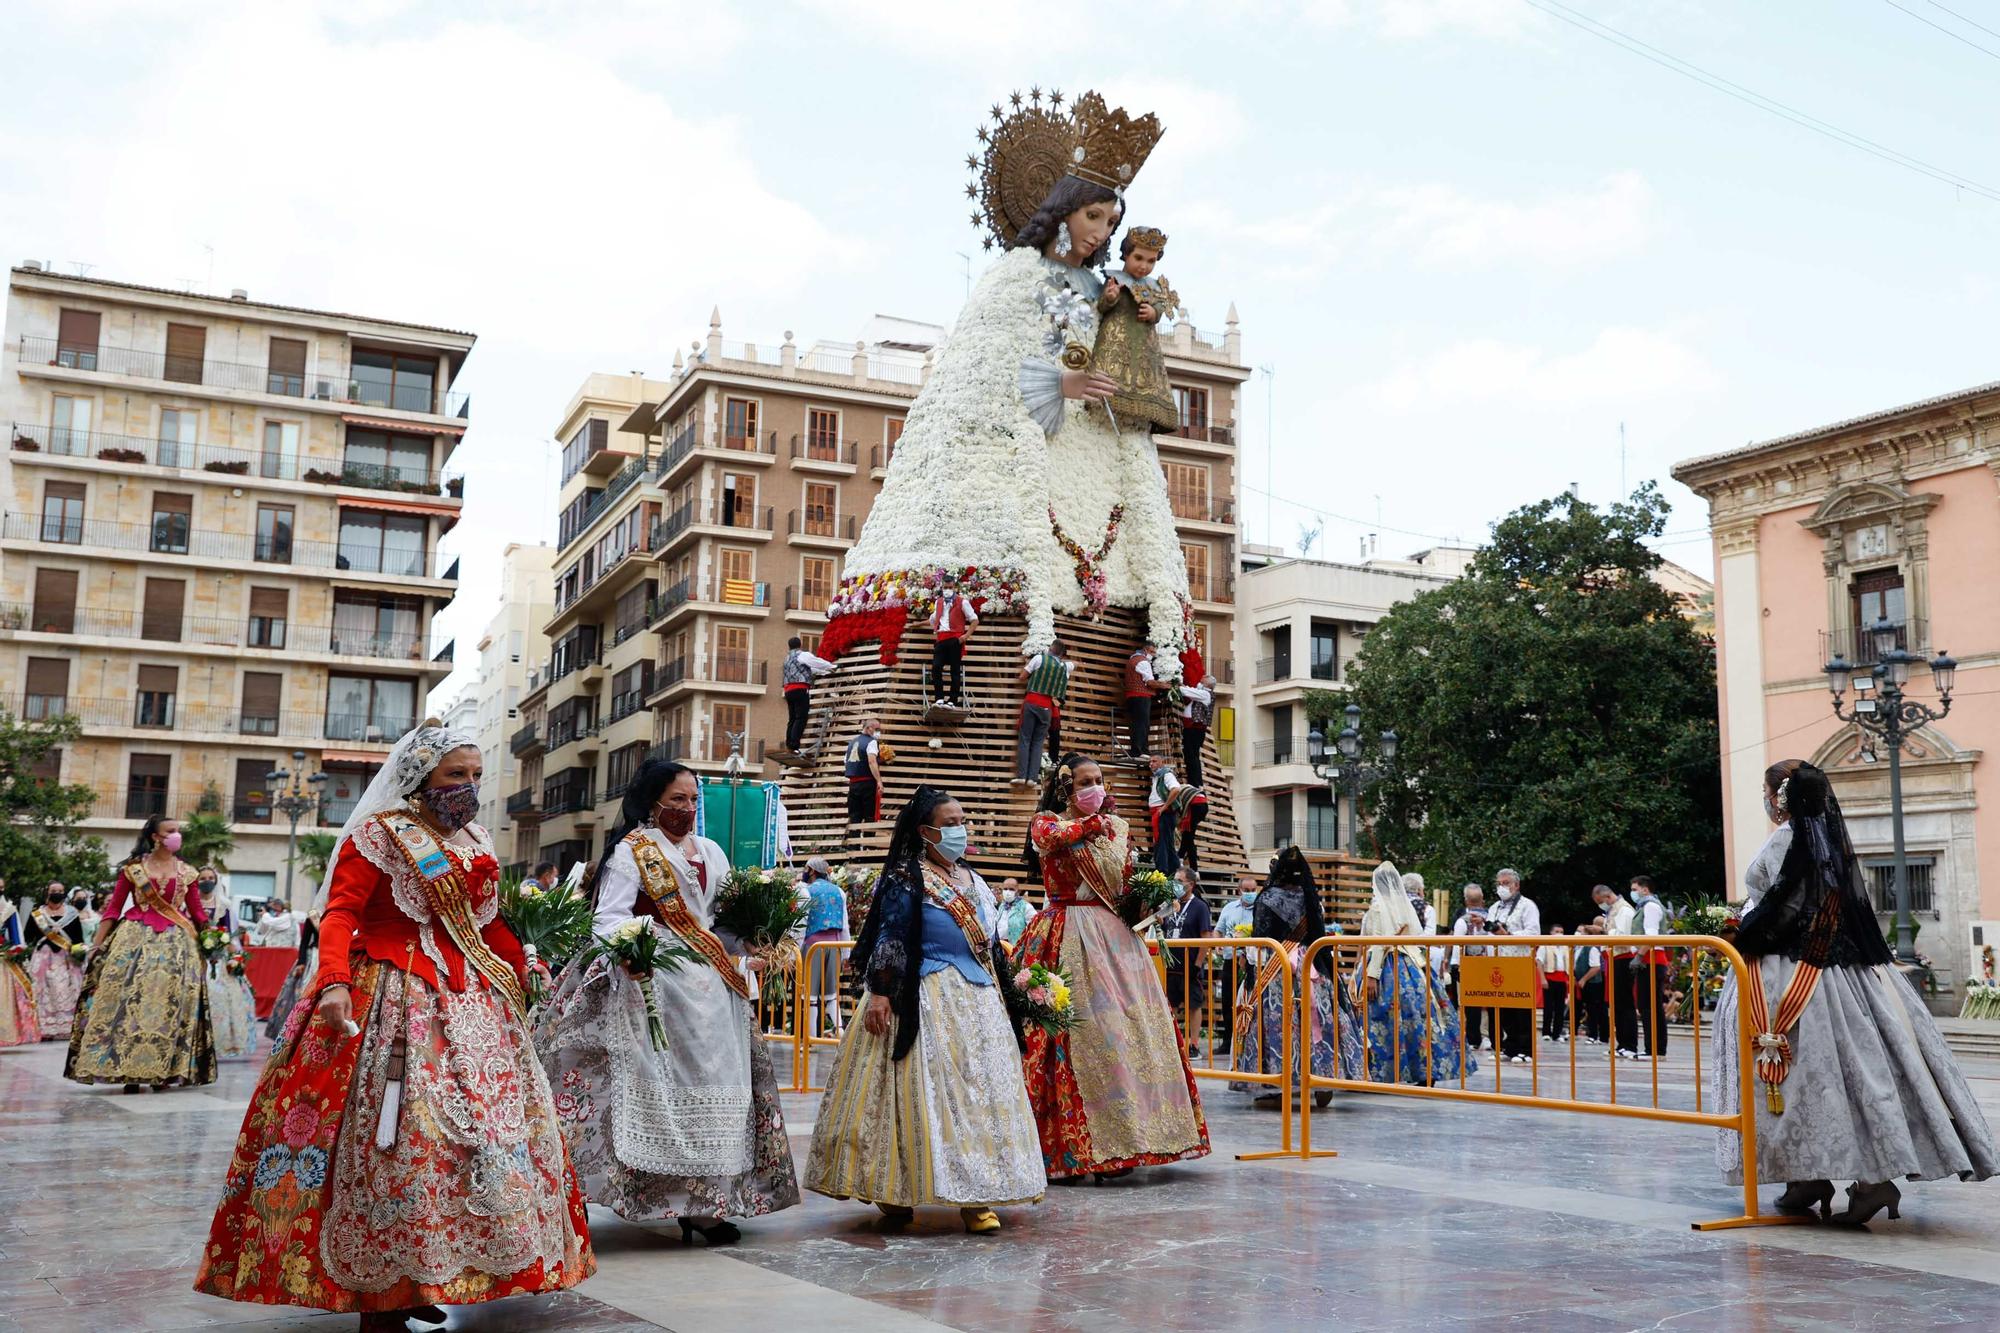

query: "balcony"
(647, 576), (771, 626)
(784, 584), (831, 617)
(786, 510), (857, 545)
(1169, 495), (1236, 527)
(1250, 824), (1296, 851)
(656, 422), (777, 485)
(556, 456), (651, 554)
(1157, 420), (1235, 447)
(2, 511), (448, 582)
(546, 713), (601, 752)
(542, 769), (595, 817)
(646, 657), (690, 704)
(1821, 619), (1931, 670)
(510, 721), (542, 757)
(652, 501), (776, 556)
(17, 336), (469, 417)
(323, 712), (419, 744)
(788, 436), (859, 471)
(1253, 736), (1306, 767)
(1256, 657), (1286, 685)
(869, 442), (897, 475)
(1, 602), (439, 664)
(1190, 574), (1236, 606)
(506, 787), (542, 818)
(432, 640), (455, 664)
(608, 685), (652, 724)
(11, 693), (392, 743)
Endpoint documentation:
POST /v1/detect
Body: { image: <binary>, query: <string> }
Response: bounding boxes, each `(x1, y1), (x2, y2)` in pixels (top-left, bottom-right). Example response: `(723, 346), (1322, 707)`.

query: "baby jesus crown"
(1125, 226), (1168, 253)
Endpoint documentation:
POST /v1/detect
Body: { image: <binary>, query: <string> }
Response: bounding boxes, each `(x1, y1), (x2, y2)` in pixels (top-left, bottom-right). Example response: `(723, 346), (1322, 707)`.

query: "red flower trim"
(819, 604), (912, 665)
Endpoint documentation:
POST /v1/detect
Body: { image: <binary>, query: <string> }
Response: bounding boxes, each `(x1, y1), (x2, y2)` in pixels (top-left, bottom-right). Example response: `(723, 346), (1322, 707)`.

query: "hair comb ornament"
(969, 87), (1164, 250)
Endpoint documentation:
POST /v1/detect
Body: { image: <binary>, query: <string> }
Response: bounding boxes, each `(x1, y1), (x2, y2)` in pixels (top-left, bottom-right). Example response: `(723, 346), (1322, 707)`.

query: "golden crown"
(1125, 226), (1168, 253)
(967, 86), (1165, 250)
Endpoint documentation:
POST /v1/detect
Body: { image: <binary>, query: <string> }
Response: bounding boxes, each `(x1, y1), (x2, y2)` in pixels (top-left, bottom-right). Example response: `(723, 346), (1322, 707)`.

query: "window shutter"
(136, 664), (178, 694)
(164, 322), (207, 383)
(249, 587), (289, 618)
(129, 753), (171, 780)
(269, 337), (307, 375)
(152, 491), (192, 518)
(241, 671), (283, 715)
(141, 578), (186, 640)
(56, 309), (100, 353)
(25, 657), (69, 696)
(45, 480), (85, 504)
(31, 569), (78, 633)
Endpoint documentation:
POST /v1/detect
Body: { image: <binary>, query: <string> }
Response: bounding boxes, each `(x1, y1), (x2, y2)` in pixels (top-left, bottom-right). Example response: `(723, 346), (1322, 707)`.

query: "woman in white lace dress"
(1713, 759), (1997, 1224)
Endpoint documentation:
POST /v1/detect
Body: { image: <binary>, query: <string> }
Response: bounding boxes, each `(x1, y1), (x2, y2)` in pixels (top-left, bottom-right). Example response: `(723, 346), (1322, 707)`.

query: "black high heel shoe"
(678, 1217), (742, 1245)
(1834, 1181), (1902, 1227)
(1774, 1179), (1835, 1219)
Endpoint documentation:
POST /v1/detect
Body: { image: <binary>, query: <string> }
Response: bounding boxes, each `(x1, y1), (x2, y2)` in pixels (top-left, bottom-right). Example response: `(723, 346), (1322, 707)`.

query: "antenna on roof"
(66, 261), (94, 277)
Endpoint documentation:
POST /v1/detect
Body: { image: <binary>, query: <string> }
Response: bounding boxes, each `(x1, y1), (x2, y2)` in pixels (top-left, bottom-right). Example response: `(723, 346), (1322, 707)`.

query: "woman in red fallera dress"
(1015, 753), (1209, 1181)
(194, 723), (592, 1331)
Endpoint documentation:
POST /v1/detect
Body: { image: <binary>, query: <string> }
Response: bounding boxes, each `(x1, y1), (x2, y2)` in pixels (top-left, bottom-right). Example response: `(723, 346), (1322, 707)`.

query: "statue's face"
(1063, 198), (1118, 259)
(1124, 246), (1160, 278)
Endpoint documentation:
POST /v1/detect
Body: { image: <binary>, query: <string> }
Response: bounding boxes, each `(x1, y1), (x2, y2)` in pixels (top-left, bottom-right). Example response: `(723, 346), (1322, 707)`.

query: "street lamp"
(1824, 622), (1956, 964)
(266, 749), (329, 910)
(1307, 702), (1399, 855)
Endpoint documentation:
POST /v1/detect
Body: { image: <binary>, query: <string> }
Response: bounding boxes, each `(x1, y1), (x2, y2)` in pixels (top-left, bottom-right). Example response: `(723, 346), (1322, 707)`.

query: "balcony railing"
(1252, 736), (1306, 767)
(1255, 657), (1284, 685)
(17, 336), (470, 417)
(323, 712), (419, 743)
(656, 423), (777, 479)
(1193, 574), (1236, 605)
(786, 509), (857, 541)
(510, 721), (541, 756)
(869, 442), (897, 472)
(789, 436), (859, 467)
(546, 715), (601, 751)
(505, 787), (541, 817)
(784, 584), (831, 615)
(647, 576), (770, 619)
(556, 456), (651, 553)
(1159, 420), (1235, 446)
(1, 602), (432, 660)
(12, 693), (369, 741)
(1250, 824), (1297, 850)
(2, 511), (446, 579)
(608, 687), (650, 723)
(542, 771), (595, 817)
(1820, 618), (1931, 669)
(1169, 495), (1236, 525)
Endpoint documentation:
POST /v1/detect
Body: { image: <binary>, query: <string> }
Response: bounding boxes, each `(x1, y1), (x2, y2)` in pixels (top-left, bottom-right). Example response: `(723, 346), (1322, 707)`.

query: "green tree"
(179, 782), (236, 871)
(293, 832), (338, 885)
(0, 708), (112, 893)
(1316, 484), (1722, 925)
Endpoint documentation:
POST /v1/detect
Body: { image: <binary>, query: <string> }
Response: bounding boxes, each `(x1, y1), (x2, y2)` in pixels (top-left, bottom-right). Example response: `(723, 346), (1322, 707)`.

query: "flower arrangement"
(68, 942), (87, 962)
(1120, 867), (1176, 927)
(499, 873), (597, 1007)
(714, 866), (807, 949)
(1013, 962), (1079, 1034)
(226, 952), (247, 979)
(198, 926), (233, 962)
(1038, 285), (1099, 367)
(588, 918), (696, 1050)
(2, 943), (28, 966)
(1233, 921), (1255, 938)
(831, 864), (879, 933)
(1049, 503), (1124, 618)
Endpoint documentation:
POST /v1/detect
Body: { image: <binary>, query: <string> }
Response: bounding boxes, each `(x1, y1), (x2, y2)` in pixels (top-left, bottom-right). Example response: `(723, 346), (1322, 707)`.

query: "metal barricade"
(1160, 936), (1297, 1161)
(794, 938), (857, 1093)
(1296, 933), (1808, 1232)
(753, 946), (804, 1079)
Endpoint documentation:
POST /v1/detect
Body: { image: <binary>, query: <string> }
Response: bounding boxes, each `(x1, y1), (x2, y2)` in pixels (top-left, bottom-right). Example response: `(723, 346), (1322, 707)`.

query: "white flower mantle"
(832, 248), (1189, 667)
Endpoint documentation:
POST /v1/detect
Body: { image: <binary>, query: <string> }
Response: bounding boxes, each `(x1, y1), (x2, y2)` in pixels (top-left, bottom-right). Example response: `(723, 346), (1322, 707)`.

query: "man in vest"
(1124, 642), (1161, 762)
(780, 635), (835, 753)
(1015, 638), (1072, 786)
(843, 716), (885, 839)
(928, 574), (978, 707)
(1628, 875), (1676, 1058)
(1146, 753), (1185, 876)
(1178, 671), (1216, 787)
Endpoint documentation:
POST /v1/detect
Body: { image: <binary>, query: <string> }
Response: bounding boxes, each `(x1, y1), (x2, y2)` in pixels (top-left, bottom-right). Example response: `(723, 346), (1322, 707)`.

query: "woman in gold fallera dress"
(0, 895), (41, 1047)
(65, 815), (216, 1091)
(806, 786), (1045, 1232)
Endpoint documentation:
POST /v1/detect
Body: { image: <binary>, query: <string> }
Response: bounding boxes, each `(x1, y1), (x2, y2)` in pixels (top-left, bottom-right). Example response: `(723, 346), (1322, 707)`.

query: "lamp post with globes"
(1307, 703), (1399, 856)
(1823, 616), (1956, 965)
(265, 750), (329, 912)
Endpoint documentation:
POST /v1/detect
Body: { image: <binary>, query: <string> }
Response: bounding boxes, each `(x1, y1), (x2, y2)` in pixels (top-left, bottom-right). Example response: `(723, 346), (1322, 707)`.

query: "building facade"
(1231, 547), (1469, 865)
(2, 264), (470, 895)
(1674, 381), (2000, 994)
(472, 541), (555, 873)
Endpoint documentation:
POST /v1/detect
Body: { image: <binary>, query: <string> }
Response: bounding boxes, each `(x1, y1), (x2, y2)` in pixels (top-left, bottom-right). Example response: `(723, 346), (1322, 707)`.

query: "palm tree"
(179, 782), (236, 871)
(293, 832), (338, 886)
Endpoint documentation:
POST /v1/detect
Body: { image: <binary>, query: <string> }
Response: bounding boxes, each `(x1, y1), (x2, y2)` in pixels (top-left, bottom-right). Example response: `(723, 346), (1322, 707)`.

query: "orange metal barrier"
(1160, 936), (1297, 1161)
(1296, 933), (1807, 1232)
(794, 939), (858, 1092)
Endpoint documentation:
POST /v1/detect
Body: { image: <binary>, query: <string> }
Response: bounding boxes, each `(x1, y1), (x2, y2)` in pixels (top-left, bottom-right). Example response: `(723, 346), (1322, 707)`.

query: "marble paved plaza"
(7, 1032), (2000, 1332)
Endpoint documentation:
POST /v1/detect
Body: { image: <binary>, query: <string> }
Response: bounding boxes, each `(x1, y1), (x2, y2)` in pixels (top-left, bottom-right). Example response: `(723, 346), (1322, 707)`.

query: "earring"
(1056, 221), (1073, 257)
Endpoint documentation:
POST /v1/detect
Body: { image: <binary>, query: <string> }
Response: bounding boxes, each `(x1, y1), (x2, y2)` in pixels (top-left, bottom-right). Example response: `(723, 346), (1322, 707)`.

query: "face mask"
(158, 831), (183, 853)
(656, 804), (696, 838)
(199, 880), (216, 892)
(1764, 795), (1783, 822)
(422, 781), (480, 832)
(1073, 784), (1107, 815)
(1240, 891), (1257, 905)
(927, 825), (968, 862)
(1001, 889), (1017, 903)
(1631, 891), (1648, 905)
(1495, 884), (1513, 900)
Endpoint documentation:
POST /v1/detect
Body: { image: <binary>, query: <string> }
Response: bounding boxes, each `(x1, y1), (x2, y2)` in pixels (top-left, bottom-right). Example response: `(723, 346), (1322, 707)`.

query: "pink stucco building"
(1674, 381), (2000, 996)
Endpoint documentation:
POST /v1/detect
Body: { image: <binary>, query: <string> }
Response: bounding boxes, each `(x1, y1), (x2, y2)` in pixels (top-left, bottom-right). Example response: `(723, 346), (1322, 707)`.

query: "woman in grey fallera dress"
(1713, 760), (1996, 1224)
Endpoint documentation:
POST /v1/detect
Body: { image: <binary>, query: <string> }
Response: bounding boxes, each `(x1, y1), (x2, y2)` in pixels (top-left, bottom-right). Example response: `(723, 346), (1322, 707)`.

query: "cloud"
(1297, 0), (1540, 40)
(1362, 325), (1723, 412)
(792, 0), (1088, 57)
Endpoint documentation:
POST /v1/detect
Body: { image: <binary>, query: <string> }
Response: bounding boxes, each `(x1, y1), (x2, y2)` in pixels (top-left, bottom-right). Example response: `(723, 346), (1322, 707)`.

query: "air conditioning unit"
(313, 379), (335, 401)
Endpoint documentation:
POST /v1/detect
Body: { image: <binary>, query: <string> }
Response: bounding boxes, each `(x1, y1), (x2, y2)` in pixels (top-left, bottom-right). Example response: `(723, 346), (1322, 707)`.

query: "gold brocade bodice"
(1091, 286), (1179, 431)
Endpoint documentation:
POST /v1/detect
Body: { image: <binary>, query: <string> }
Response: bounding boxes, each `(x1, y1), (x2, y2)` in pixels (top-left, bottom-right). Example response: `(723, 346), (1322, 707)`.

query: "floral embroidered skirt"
(30, 948), (82, 1040)
(0, 957), (40, 1047)
(209, 962), (260, 1060)
(194, 958), (593, 1313)
(1229, 952), (1364, 1095)
(1362, 955), (1474, 1086)
(64, 923), (213, 1086)
(1712, 958), (2000, 1187)
(534, 953), (800, 1222)
(264, 961), (310, 1041)
(1015, 904), (1210, 1178)
(806, 969), (1046, 1208)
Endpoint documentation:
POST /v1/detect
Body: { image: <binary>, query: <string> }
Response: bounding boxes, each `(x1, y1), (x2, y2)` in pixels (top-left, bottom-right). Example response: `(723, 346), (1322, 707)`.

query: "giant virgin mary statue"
(820, 89), (1192, 669)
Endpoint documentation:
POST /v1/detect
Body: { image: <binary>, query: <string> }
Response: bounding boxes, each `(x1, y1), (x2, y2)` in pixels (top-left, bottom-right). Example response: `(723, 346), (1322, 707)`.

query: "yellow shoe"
(960, 1207), (1001, 1234)
(876, 1202), (914, 1223)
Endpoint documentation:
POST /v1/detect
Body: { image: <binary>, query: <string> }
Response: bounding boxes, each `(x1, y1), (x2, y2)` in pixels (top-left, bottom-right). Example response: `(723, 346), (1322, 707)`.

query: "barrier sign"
(1459, 955), (1538, 1009)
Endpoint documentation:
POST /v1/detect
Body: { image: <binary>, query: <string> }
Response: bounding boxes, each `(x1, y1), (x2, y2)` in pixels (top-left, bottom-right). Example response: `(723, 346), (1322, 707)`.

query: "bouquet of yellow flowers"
(1119, 867), (1176, 927)
(589, 918), (697, 1051)
(1233, 921), (1255, 938)
(1013, 962), (1079, 1035)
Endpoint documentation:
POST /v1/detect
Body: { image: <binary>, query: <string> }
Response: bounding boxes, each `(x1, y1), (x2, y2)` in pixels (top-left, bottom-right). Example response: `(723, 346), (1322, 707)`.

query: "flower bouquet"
(197, 926), (233, 963)
(713, 867), (807, 951)
(226, 952), (247, 979)
(68, 942), (87, 962)
(499, 873), (596, 1006)
(1013, 962), (1079, 1035)
(2, 943), (27, 966)
(588, 918), (696, 1051)
(1233, 922), (1255, 938)
(1119, 867), (1176, 928)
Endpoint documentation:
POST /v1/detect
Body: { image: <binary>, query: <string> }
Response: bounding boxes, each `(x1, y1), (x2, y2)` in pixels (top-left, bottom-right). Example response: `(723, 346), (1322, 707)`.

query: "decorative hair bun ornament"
(969, 86), (1165, 250)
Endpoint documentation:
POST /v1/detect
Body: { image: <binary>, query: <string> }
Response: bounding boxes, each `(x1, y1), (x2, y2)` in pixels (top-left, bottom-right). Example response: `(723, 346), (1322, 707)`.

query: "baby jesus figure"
(1090, 226), (1183, 432)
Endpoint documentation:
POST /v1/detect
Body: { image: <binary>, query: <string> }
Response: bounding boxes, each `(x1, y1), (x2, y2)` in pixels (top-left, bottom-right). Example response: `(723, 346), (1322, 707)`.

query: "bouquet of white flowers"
(590, 918), (697, 1051)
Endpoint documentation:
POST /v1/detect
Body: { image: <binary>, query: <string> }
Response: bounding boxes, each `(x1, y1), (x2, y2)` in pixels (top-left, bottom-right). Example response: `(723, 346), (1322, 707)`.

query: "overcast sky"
(7, 1), (1998, 703)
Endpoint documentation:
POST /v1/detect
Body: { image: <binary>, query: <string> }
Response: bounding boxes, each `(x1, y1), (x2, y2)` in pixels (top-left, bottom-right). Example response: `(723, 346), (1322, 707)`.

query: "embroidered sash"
(626, 830), (753, 1000)
(376, 811), (526, 1015)
(32, 907), (78, 950)
(919, 865), (994, 978)
(126, 862), (198, 942)
(1742, 957), (1821, 1115)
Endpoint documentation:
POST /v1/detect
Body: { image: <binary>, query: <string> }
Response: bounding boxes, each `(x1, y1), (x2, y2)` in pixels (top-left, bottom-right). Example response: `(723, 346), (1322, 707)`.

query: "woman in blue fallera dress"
(1359, 861), (1473, 1085)
(1230, 848), (1362, 1105)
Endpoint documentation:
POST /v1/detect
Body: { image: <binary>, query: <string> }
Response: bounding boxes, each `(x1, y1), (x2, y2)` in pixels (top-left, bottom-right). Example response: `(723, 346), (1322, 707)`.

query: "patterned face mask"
(421, 781), (480, 831)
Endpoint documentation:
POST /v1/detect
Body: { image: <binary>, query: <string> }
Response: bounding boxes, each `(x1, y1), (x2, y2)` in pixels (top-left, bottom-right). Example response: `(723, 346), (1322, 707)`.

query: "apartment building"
(1, 264), (469, 894)
(471, 542), (555, 871)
